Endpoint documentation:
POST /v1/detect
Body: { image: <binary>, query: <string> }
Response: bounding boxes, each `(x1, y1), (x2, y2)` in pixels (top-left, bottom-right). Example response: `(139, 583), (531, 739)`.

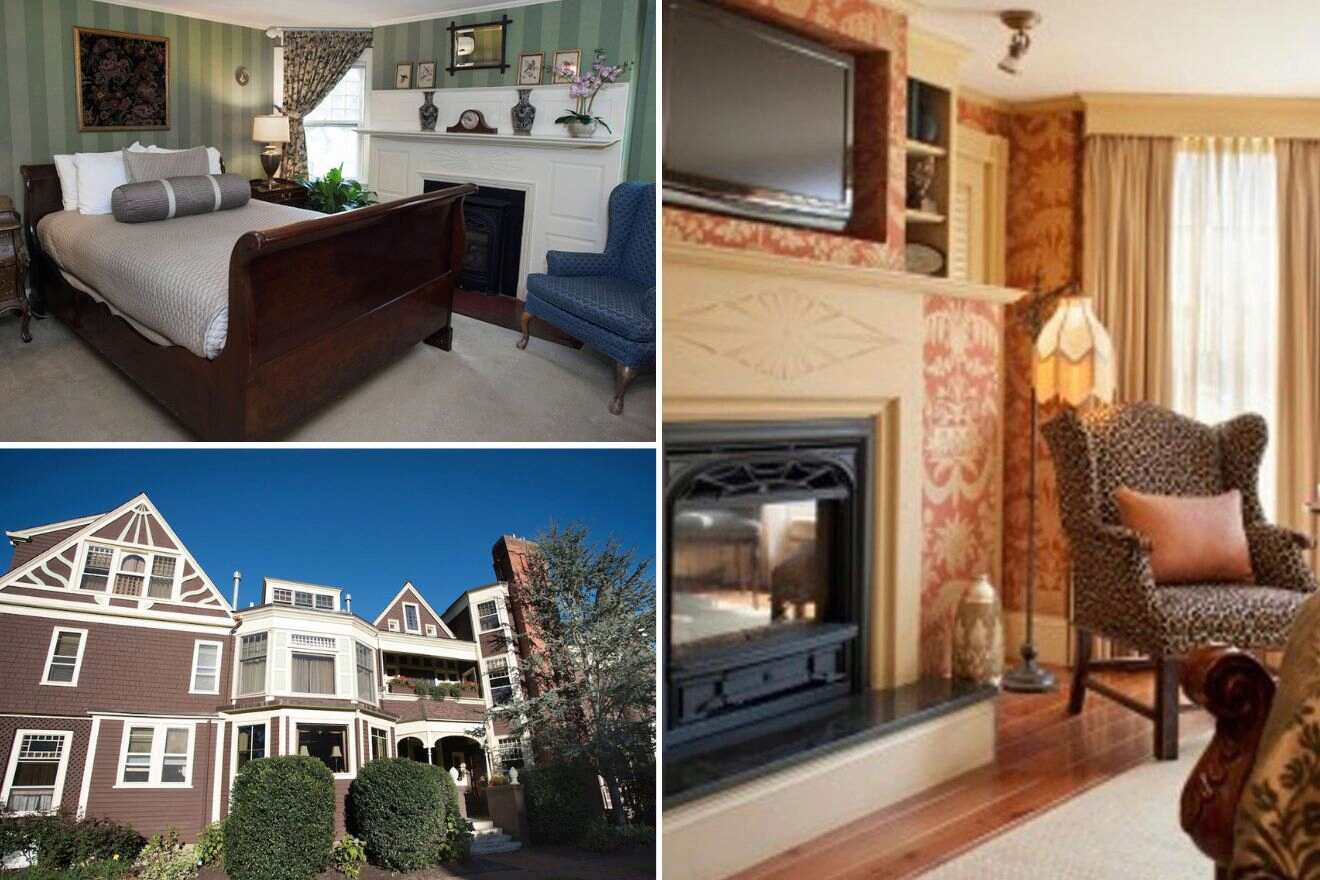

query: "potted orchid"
(555, 52), (631, 138)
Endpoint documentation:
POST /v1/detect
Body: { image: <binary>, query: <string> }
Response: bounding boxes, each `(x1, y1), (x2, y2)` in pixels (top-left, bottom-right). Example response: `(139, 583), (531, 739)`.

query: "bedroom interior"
(661, 1), (1320, 878)
(0, 0), (656, 440)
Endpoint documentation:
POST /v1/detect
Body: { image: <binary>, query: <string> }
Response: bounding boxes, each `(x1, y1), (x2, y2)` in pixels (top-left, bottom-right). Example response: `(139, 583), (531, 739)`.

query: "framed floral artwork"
(417, 61), (436, 89)
(75, 27), (169, 131)
(552, 49), (581, 84)
(395, 62), (412, 89)
(517, 52), (543, 86)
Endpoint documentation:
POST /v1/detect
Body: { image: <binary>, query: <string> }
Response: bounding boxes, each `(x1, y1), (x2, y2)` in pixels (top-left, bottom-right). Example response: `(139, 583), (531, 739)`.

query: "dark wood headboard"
(19, 164), (61, 247)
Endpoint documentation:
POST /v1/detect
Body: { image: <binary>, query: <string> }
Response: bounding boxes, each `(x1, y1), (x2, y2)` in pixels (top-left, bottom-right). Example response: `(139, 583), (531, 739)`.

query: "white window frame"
(233, 720), (268, 772)
(424, 623), (438, 637)
(189, 640), (224, 695)
(402, 602), (422, 634)
(1, 729), (73, 815)
(387, 619), (400, 632)
(74, 541), (180, 600)
(303, 57), (368, 180)
(236, 632), (269, 698)
(294, 721), (355, 780)
(369, 726), (389, 761)
(40, 627), (88, 687)
(476, 599), (503, 633)
(289, 639), (338, 698)
(114, 721), (196, 789)
(486, 656), (514, 705)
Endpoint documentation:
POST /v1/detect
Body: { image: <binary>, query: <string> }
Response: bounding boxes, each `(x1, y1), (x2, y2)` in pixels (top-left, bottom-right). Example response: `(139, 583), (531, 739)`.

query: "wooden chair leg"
(1069, 627), (1092, 715)
(609, 362), (639, 416)
(1155, 655), (1182, 761)
(516, 308), (532, 350)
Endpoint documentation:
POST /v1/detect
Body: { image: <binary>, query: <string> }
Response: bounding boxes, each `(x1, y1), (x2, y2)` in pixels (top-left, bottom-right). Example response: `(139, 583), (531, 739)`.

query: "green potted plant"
(554, 53), (632, 138)
(299, 164), (377, 213)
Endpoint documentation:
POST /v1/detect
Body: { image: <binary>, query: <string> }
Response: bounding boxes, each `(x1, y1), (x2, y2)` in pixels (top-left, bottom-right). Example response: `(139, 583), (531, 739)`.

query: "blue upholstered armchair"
(519, 181), (655, 415)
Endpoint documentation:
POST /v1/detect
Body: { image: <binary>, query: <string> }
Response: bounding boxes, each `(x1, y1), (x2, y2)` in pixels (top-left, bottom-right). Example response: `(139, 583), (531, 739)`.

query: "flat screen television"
(662, 0), (855, 231)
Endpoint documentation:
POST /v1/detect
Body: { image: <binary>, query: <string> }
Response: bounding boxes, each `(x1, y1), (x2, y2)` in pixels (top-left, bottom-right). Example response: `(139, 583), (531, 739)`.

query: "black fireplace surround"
(422, 179), (524, 296)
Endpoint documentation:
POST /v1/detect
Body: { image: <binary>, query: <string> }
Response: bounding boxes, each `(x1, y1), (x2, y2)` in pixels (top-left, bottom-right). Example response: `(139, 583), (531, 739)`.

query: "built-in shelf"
(905, 139), (947, 158)
(354, 128), (621, 149)
(905, 208), (946, 224)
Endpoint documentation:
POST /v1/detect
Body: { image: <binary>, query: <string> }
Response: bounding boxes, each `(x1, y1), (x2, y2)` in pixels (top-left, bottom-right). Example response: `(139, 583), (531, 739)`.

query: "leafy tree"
(489, 525), (655, 825)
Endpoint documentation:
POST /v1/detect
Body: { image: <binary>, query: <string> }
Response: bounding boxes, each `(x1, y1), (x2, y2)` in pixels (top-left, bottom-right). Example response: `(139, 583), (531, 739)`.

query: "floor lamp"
(1002, 281), (1116, 693)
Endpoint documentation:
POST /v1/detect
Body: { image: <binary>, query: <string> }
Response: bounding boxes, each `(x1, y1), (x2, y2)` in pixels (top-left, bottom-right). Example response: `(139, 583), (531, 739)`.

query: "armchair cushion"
(525, 274), (655, 343)
(1152, 584), (1303, 654)
(1115, 487), (1254, 584)
(546, 249), (616, 277)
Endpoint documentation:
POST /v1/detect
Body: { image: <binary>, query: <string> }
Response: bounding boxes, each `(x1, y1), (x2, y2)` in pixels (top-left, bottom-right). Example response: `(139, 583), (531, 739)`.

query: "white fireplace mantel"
(355, 129), (622, 149)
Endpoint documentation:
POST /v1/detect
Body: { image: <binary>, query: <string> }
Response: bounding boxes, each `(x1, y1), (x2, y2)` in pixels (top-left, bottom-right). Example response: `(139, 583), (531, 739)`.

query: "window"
(314, 594), (334, 611)
(498, 737), (524, 769)
(477, 600), (501, 632)
(238, 633), (267, 696)
(403, 603), (421, 633)
(2, 731), (71, 813)
(370, 727), (388, 761)
(294, 591), (314, 609)
(273, 588), (293, 605)
(305, 62), (365, 181)
(118, 723), (193, 787)
(113, 554), (146, 596)
(292, 653), (336, 694)
(236, 723), (265, 770)
(80, 545), (112, 591)
(41, 629), (86, 686)
(387, 619), (400, 632)
(189, 641), (222, 694)
(356, 642), (376, 703)
(425, 624), (438, 638)
(148, 555), (177, 599)
(487, 658), (512, 705)
(297, 724), (348, 774)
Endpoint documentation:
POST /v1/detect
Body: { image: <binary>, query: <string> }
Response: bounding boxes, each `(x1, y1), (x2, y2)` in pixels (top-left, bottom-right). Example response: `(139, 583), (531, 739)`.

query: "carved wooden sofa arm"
(1180, 645), (1277, 877)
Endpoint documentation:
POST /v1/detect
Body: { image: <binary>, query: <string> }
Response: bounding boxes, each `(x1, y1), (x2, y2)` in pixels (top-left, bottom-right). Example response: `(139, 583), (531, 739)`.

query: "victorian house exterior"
(0, 494), (533, 837)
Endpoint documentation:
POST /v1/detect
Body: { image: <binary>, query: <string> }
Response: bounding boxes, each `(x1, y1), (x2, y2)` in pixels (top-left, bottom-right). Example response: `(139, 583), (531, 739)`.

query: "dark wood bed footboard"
(20, 162), (474, 439)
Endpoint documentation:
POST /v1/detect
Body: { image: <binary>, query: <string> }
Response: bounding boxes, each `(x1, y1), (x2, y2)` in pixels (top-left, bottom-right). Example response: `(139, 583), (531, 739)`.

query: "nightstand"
(0, 196), (31, 343)
(250, 178), (310, 209)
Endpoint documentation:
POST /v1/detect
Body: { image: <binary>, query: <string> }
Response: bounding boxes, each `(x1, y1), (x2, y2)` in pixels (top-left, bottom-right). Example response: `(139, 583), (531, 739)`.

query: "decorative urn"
(511, 88), (536, 135)
(418, 91), (439, 132)
(951, 573), (1004, 686)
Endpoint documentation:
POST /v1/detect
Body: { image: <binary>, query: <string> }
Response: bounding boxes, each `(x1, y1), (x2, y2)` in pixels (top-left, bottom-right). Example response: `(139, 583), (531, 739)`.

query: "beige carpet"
(0, 312), (654, 441)
(921, 733), (1212, 879)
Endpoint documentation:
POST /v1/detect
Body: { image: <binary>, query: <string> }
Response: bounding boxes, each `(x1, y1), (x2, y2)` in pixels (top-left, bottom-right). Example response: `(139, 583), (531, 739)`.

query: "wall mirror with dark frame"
(447, 16), (512, 75)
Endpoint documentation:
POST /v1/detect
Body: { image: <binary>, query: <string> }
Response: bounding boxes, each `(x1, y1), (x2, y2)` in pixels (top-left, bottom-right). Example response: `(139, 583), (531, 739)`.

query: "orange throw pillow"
(1113, 487), (1255, 584)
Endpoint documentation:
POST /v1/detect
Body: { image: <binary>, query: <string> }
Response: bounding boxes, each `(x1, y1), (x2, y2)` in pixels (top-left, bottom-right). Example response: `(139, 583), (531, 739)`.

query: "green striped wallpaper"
(0, 0), (274, 205)
(373, 0), (654, 181)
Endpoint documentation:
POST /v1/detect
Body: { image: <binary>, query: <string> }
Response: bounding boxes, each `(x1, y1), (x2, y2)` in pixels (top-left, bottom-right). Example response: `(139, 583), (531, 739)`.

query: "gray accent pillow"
(123, 146), (210, 182)
(111, 173), (251, 223)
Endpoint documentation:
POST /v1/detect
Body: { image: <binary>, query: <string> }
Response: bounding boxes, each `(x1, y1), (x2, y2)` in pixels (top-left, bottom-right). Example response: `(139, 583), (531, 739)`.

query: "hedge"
(346, 758), (450, 870)
(224, 756), (335, 880)
(522, 762), (603, 844)
(0, 813), (144, 869)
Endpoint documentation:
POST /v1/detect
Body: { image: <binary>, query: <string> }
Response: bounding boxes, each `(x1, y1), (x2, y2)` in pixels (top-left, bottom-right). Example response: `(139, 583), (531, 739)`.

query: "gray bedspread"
(37, 200), (321, 359)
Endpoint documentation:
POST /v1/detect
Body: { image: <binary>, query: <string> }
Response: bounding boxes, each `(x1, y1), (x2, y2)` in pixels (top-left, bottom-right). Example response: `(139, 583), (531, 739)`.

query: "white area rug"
(921, 734), (1213, 879)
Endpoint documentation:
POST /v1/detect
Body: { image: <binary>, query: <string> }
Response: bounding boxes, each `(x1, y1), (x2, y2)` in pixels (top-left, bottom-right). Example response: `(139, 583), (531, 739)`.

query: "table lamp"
(252, 114), (291, 186)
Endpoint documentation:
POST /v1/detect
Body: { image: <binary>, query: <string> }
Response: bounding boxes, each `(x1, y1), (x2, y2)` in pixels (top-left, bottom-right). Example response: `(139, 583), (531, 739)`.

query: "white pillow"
(73, 151), (129, 215)
(53, 144), (140, 211)
(132, 143), (222, 174)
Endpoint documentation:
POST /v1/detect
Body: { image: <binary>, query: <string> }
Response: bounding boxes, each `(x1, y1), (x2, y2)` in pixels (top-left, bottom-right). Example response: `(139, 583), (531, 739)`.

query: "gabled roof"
(373, 580), (455, 638)
(7, 513), (104, 541)
(0, 493), (233, 618)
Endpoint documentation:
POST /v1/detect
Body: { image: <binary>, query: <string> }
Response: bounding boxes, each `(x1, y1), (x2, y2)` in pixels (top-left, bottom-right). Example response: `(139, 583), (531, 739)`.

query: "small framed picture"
(417, 61), (436, 89)
(517, 52), (543, 86)
(395, 62), (412, 89)
(552, 49), (581, 84)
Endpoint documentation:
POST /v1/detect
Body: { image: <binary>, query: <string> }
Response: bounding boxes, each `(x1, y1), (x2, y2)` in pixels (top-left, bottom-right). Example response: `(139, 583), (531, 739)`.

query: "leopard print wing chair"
(1042, 402), (1316, 761)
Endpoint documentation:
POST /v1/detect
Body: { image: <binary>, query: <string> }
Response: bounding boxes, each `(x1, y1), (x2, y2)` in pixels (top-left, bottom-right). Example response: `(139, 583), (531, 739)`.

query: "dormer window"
(79, 546), (112, 591)
(270, 585), (338, 611)
(79, 545), (179, 599)
(294, 592), (313, 609)
(273, 588), (293, 605)
(315, 595), (334, 611)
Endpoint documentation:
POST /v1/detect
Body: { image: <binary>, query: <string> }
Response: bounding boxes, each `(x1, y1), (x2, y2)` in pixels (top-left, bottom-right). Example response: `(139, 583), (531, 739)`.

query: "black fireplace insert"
(422, 179), (525, 297)
(664, 420), (872, 754)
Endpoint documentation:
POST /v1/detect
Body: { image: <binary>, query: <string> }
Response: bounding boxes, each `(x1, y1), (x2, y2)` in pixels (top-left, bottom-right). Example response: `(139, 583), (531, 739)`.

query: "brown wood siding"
(6, 525), (84, 572)
(0, 716), (92, 816)
(219, 722), (231, 818)
(84, 719), (215, 840)
(376, 587), (445, 636)
(0, 613), (232, 716)
(334, 779), (350, 833)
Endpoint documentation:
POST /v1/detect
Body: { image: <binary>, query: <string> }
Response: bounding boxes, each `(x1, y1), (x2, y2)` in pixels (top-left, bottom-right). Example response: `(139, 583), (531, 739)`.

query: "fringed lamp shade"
(1034, 295), (1116, 407)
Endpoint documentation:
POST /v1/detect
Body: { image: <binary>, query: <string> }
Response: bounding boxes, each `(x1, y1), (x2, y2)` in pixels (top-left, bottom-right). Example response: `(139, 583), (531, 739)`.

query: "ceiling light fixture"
(998, 10), (1041, 75)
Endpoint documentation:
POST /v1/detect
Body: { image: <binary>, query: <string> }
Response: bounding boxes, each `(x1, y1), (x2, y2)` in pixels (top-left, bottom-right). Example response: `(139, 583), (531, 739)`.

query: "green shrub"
(346, 758), (449, 870)
(523, 763), (603, 844)
(0, 813), (144, 869)
(224, 756), (334, 880)
(436, 769), (470, 864)
(193, 821), (223, 867)
(579, 817), (656, 853)
(131, 828), (195, 880)
(330, 835), (366, 879)
(9, 858), (133, 880)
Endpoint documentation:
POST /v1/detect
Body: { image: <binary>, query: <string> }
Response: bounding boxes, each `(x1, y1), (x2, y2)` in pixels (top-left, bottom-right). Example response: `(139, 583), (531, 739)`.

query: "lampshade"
(331, 745), (343, 758)
(1033, 294), (1116, 407)
(299, 745), (309, 756)
(252, 114), (290, 144)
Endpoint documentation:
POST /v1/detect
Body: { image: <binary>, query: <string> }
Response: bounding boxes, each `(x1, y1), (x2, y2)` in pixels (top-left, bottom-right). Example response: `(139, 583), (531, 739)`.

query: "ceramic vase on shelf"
(951, 573), (1004, 687)
(418, 91), (438, 132)
(511, 88), (536, 135)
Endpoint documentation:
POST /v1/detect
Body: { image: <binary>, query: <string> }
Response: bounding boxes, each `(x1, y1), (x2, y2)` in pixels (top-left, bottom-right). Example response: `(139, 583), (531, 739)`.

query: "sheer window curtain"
(1170, 135), (1280, 517)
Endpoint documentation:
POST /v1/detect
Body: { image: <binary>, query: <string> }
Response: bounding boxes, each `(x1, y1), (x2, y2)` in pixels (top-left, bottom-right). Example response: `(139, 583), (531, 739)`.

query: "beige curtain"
(282, 30), (372, 180)
(1082, 135), (1175, 405)
(1275, 140), (1320, 539)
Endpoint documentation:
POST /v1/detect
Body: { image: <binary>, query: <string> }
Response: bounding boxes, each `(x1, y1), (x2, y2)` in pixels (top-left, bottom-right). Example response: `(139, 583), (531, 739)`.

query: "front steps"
(470, 818), (522, 855)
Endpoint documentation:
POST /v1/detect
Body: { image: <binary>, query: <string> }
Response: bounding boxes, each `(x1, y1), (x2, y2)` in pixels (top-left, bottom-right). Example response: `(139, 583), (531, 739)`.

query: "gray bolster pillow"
(111, 173), (250, 223)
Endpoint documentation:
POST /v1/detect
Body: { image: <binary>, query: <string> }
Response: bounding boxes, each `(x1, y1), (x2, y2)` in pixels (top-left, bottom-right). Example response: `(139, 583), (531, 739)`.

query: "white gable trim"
(372, 582), (455, 638)
(7, 515), (102, 542)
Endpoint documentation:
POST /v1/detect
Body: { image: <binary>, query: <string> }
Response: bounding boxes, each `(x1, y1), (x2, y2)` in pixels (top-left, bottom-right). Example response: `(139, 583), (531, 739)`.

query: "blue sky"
(0, 449), (656, 617)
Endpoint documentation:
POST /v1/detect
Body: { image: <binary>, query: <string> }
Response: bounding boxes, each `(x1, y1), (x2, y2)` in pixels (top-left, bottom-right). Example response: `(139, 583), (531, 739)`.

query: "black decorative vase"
(419, 91), (438, 132)
(511, 88), (535, 135)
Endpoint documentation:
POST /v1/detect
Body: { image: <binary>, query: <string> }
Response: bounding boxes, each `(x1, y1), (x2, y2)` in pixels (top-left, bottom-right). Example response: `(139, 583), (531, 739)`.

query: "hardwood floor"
(730, 667), (1214, 880)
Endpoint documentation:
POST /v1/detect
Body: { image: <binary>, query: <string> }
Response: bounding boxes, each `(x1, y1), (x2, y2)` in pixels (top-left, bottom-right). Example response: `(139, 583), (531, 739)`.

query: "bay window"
(297, 724), (348, 774)
(292, 652), (335, 695)
(236, 723), (266, 770)
(355, 642), (376, 702)
(238, 633), (267, 696)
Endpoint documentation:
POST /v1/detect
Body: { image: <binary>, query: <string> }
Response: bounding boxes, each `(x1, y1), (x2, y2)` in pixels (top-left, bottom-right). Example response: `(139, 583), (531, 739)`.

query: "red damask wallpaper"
(957, 96), (1010, 138)
(1000, 110), (1085, 617)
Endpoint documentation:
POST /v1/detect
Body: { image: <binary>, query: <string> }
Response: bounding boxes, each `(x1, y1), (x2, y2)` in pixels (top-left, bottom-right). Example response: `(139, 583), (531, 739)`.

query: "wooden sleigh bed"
(21, 162), (476, 440)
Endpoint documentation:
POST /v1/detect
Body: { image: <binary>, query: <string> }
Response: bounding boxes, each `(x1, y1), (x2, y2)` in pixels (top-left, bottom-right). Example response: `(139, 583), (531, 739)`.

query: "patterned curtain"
(281, 29), (372, 180)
